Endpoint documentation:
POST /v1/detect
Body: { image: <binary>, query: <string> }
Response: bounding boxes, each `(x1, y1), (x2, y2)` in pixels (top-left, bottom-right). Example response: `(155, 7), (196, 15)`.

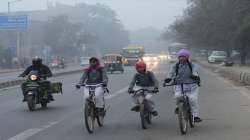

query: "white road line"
(6, 86), (128, 140)
(0, 85), (20, 92)
(7, 121), (60, 140)
(105, 86), (128, 99)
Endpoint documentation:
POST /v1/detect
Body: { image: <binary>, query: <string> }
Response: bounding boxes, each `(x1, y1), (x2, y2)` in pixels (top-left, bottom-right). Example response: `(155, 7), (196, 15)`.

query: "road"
(0, 61), (250, 140)
(0, 65), (82, 83)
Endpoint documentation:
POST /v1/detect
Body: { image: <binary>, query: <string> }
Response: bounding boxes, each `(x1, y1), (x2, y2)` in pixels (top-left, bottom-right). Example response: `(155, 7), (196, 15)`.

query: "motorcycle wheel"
(41, 100), (48, 109)
(27, 96), (36, 111)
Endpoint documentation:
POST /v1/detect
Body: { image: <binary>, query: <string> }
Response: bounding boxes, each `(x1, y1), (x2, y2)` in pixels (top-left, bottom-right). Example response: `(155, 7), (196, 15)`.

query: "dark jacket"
(79, 65), (108, 85)
(20, 64), (52, 79)
(129, 71), (159, 89)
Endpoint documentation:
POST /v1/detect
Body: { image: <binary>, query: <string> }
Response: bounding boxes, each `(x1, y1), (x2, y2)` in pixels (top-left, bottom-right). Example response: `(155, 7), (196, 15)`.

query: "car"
(80, 57), (90, 67)
(158, 52), (168, 61)
(168, 52), (178, 63)
(142, 54), (160, 68)
(208, 51), (227, 63)
(50, 58), (65, 69)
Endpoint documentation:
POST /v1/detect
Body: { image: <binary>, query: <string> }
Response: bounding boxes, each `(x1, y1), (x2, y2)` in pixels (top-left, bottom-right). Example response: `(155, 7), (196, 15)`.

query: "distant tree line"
(163, 0), (250, 65)
(0, 3), (130, 68)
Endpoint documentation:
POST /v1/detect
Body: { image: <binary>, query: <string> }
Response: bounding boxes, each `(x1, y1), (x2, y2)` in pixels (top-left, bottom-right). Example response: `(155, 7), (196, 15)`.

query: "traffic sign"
(0, 15), (27, 30)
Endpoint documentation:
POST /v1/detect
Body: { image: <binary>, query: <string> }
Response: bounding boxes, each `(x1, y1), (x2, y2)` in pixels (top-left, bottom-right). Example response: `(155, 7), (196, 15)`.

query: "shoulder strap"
(99, 68), (103, 81)
(187, 61), (193, 74)
(147, 71), (153, 82)
(175, 62), (180, 76)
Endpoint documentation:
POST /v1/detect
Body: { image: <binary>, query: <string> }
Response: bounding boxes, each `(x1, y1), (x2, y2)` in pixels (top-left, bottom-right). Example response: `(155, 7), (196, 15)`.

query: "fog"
(0, 0), (188, 30)
(0, 0), (189, 69)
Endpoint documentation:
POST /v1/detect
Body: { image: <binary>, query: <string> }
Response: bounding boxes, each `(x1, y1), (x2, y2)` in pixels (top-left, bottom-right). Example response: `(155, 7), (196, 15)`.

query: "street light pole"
(7, 0), (22, 68)
(8, 2), (10, 14)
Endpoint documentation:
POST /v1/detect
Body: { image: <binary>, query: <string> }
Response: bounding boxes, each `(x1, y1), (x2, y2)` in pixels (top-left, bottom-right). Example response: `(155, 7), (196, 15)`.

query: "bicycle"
(77, 83), (109, 134)
(164, 82), (195, 135)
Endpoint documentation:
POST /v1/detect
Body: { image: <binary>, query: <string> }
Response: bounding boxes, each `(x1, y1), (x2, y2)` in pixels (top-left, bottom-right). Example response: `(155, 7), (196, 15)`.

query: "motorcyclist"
(19, 57), (53, 102)
(76, 57), (108, 115)
(128, 61), (159, 116)
(164, 48), (202, 123)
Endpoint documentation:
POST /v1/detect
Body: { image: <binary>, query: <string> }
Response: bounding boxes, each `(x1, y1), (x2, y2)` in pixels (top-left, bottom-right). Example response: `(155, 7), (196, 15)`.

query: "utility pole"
(7, 0), (22, 68)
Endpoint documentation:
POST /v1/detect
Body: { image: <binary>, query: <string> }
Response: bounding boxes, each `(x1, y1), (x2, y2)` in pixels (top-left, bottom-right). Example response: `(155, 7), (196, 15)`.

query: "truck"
(121, 45), (145, 66)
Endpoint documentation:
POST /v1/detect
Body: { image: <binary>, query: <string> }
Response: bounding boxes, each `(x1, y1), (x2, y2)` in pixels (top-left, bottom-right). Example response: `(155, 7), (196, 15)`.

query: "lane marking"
(0, 85), (20, 92)
(6, 86), (128, 140)
(7, 121), (61, 140)
(105, 86), (128, 99)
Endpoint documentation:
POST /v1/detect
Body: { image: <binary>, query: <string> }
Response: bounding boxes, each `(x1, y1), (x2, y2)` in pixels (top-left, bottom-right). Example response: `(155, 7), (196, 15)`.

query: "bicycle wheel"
(97, 109), (105, 127)
(84, 102), (95, 134)
(178, 103), (188, 135)
(189, 109), (195, 128)
(140, 104), (147, 129)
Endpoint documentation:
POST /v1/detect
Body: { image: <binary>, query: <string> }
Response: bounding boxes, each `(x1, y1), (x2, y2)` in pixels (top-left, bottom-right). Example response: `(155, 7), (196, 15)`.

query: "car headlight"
(143, 57), (150, 61)
(209, 57), (215, 60)
(30, 75), (38, 81)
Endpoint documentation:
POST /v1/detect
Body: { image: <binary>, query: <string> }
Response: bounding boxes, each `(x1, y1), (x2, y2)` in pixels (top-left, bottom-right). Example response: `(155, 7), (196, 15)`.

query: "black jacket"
(129, 71), (159, 89)
(20, 64), (52, 79)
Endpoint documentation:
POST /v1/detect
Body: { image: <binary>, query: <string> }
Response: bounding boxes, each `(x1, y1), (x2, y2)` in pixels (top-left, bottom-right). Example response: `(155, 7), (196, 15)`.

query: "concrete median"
(195, 60), (250, 85)
(0, 68), (83, 89)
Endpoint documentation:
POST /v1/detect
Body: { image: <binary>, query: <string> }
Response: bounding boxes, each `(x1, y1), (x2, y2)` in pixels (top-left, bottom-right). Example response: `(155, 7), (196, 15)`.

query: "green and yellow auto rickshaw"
(103, 54), (124, 74)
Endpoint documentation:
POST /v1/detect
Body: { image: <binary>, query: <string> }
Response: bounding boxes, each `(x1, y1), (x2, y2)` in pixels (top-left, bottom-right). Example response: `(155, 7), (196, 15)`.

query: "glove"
(18, 74), (24, 77)
(164, 78), (172, 83)
(190, 75), (199, 81)
(153, 87), (159, 93)
(75, 84), (81, 89)
(102, 83), (107, 87)
(128, 88), (134, 94)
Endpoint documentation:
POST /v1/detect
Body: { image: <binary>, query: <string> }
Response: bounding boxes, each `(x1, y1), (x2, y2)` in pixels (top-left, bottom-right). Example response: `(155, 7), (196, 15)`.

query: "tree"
(164, 0), (250, 65)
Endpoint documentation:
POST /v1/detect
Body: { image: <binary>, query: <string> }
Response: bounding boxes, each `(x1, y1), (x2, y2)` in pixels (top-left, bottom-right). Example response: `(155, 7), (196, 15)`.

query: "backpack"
(175, 61), (201, 86)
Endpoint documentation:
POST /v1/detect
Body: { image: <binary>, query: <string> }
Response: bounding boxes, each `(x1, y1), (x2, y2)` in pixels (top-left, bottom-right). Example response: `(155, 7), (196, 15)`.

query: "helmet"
(135, 61), (146, 70)
(32, 57), (42, 66)
(89, 57), (99, 64)
(178, 48), (190, 58)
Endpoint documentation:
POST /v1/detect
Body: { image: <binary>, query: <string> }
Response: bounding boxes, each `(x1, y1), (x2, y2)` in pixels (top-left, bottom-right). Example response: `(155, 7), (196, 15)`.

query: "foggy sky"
(0, 0), (187, 30)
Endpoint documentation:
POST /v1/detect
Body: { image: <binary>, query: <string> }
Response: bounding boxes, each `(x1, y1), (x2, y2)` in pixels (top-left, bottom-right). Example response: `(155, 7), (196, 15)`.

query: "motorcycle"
(22, 71), (53, 111)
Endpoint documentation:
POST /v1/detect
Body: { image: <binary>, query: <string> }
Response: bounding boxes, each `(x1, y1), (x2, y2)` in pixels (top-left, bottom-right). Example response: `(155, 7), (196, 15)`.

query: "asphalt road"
(0, 65), (82, 83)
(1, 61), (250, 140)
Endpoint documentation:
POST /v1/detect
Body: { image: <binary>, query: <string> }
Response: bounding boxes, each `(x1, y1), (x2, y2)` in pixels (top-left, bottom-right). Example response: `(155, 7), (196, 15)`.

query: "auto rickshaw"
(103, 54), (124, 74)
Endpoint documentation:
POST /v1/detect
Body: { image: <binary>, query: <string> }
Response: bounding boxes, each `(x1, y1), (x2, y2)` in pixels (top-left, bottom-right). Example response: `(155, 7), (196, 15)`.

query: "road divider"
(0, 68), (83, 89)
(194, 60), (250, 85)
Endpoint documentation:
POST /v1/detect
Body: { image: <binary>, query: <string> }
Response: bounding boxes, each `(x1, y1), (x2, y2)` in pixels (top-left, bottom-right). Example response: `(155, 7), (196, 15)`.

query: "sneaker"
(131, 105), (140, 112)
(49, 95), (55, 101)
(151, 111), (158, 116)
(194, 117), (202, 123)
(22, 98), (26, 102)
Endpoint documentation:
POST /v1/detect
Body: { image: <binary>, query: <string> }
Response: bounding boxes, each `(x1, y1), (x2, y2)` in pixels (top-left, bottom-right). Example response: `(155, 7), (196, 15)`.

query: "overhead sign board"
(0, 15), (28, 30)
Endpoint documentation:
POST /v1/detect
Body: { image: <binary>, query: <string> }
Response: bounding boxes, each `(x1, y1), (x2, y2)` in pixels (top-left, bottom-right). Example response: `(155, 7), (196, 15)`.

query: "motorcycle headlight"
(30, 75), (38, 81)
